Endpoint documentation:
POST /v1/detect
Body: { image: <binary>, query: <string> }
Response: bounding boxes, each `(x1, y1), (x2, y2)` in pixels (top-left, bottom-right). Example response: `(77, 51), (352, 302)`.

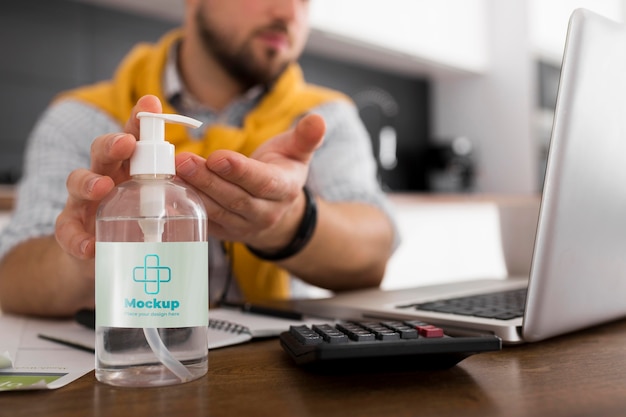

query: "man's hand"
(0, 95), (167, 317)
(55, 95), (162, 261)
(175, 113), (326, 253)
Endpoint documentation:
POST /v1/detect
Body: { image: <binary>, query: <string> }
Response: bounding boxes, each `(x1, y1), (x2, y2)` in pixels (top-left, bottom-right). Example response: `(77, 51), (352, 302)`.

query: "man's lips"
(257, 31), (289, 50)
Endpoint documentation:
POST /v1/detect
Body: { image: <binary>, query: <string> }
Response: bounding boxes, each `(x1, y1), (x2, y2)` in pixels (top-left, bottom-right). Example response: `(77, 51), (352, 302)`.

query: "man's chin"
(250, 60), (291, 85)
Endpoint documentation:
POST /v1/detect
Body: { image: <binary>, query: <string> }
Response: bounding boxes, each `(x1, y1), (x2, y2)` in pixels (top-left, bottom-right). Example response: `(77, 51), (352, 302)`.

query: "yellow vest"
(61, 29), (348, 302)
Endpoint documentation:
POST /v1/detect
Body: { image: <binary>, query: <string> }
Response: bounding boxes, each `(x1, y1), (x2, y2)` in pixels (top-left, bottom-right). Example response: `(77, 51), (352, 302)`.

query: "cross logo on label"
(133, 254), (172, 295)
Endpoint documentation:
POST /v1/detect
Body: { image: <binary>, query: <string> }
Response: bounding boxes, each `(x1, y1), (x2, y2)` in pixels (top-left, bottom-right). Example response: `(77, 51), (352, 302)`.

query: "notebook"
(36, 307), (321, 352)
(207, 307), (319, 349)
(293, 9), (626, 344)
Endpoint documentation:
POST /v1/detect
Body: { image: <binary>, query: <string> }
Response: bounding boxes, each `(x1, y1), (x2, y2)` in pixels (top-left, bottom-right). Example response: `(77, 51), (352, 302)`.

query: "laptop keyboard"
(399, 288), (527, 320)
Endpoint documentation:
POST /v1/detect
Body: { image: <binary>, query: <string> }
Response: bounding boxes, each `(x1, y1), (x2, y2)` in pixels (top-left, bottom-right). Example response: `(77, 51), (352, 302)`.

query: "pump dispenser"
(95, 112), (208, 387)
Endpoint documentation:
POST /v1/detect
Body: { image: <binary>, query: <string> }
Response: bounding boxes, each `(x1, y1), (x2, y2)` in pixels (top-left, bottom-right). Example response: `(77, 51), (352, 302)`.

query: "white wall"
(530, 0), (625, 64)
(382, 194), (540, 290)
(433, 0), (537, 194)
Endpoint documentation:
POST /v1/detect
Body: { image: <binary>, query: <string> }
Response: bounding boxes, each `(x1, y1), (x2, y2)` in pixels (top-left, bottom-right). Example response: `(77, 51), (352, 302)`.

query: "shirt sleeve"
(306, 100), (401, 250)
(0, 99), (120, 260)
(0, 98), (401, 262)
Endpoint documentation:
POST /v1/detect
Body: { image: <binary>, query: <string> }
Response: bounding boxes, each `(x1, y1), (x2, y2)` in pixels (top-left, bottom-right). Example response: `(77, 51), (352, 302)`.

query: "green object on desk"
(0, 373), (66, 391)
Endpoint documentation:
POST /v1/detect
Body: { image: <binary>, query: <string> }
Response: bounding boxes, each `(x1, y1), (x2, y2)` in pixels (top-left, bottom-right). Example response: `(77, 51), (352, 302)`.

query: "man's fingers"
(123, 95), (163, 138)
(250, 113), (326, 164)
(57, 169), (115, 259)
(291, 113), (326, 160)
(66, 169), (115, 202)
(89, 133), (136, 177)
(55, 216), (96, 259)
(203, 151), (293, 201)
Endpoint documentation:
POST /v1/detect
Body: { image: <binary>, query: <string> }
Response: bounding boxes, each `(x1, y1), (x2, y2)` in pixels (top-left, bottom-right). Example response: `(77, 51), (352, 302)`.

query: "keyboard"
(402, 288), (527, 320)
(279, 320), (502, 369)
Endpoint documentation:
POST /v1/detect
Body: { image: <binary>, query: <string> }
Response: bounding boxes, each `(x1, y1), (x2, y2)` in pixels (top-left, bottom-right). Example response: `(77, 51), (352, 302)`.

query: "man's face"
(194, 0), (311, 88)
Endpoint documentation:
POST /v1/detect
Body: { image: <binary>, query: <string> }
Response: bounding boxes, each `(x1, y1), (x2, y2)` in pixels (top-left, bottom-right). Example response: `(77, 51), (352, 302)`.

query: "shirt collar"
(163, 40), (266, 127)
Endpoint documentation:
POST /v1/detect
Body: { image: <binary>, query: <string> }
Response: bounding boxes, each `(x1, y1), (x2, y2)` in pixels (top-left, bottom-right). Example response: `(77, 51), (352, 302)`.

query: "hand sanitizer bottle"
(95, 111), (208, 387)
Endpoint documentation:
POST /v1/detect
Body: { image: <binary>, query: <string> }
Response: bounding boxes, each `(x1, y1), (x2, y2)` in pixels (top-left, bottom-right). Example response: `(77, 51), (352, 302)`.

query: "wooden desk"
(3, 319), (626, 417)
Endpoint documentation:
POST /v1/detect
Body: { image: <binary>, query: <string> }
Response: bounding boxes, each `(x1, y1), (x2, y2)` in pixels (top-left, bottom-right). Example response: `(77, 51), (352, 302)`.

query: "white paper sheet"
(0, 315), (95, 391)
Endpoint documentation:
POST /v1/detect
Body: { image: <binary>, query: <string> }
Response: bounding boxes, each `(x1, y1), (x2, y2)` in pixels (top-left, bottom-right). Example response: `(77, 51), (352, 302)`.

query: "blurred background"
(2, 0), (623, 195)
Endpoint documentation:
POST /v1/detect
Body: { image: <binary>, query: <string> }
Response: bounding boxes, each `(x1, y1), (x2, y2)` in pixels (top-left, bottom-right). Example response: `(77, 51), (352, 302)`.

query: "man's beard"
(195, 10), (290, 89)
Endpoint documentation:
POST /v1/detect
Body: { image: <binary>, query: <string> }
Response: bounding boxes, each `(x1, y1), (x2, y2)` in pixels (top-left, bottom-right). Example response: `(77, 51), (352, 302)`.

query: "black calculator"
(279, 320), (501, 369)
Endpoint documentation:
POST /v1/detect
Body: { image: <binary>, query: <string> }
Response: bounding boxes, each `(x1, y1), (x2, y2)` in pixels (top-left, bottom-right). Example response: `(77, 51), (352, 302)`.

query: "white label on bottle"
(95, 242), (208, 328)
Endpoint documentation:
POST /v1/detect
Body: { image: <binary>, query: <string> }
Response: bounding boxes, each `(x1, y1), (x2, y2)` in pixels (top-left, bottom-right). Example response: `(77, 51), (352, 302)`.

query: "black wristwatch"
(246, 187), (317, 261)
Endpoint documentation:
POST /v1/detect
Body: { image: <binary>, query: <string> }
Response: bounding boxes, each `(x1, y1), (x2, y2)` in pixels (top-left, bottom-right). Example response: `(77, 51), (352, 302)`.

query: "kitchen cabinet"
(307, 0), (488, 78)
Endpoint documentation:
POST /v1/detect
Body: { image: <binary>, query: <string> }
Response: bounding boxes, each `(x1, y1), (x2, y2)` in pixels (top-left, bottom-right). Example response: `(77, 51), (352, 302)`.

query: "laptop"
(294, 8), (626, 344)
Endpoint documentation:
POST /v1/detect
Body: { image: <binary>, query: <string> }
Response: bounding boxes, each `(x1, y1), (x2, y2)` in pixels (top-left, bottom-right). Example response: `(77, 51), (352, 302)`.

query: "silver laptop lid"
(523, 8), (626, 342)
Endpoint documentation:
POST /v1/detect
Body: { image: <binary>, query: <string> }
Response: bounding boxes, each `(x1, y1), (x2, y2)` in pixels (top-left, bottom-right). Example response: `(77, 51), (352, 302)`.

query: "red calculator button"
(417, 325), (444, 338)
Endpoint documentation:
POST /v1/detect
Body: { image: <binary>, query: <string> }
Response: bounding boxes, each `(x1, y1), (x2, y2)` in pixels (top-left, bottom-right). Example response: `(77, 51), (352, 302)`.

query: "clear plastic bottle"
(95, 112), (208, 387)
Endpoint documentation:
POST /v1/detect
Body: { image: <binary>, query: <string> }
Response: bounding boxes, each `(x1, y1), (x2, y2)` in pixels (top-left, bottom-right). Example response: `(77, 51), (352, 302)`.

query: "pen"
(221, 301), (304, 321)
(37, 334), (95, 354)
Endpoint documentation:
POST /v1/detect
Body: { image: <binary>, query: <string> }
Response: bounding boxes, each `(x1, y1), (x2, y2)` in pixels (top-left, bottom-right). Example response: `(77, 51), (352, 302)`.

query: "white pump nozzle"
(133, 110), (203, 236)
(130, 112), (203, 176)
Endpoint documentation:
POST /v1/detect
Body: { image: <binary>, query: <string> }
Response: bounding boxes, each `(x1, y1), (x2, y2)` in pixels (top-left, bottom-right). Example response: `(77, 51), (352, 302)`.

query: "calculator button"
(336, 323), (376, 341)
(289, 325), (323, 345)
(359, 322), (401, 340)
(312, 324), (349, 344)
(381, 321), (418, 339)
(403, 320), (430, 327)
(416, 325), (444, 338)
